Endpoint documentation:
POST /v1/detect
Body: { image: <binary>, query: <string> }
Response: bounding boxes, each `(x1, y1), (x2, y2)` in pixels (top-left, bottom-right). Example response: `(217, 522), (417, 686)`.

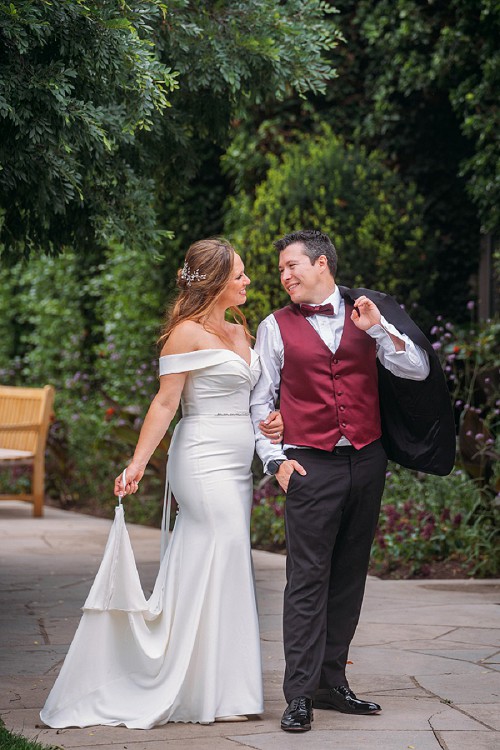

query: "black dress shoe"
(313, 685), (381, 714)
(281, 696), (313, 732)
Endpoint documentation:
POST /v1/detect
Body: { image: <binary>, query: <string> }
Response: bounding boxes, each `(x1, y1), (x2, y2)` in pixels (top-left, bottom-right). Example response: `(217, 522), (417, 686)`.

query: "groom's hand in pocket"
(276, 460), (306, 493)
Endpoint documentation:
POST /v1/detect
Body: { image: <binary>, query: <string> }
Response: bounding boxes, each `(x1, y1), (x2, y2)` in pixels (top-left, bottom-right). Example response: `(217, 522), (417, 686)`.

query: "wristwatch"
(267, 459), (286, 475)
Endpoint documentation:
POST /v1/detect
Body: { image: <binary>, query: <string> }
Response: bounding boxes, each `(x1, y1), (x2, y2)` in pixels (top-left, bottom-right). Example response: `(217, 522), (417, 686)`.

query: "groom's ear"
(316, 255), (329, 271)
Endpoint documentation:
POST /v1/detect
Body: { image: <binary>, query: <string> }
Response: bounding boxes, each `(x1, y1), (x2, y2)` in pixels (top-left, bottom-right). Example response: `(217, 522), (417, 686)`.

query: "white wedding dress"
(40, 349), (264, 728)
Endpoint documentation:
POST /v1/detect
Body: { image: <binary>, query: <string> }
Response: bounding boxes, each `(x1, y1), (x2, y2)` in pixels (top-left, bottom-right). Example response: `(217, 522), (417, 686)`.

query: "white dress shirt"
(250, 287), (430, 472)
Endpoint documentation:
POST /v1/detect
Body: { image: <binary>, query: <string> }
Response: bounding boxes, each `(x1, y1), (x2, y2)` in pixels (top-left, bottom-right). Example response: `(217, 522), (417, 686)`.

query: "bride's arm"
(114, 323), (204, 496)
(114, 371), (187, 496)
(259, 410), (284, 443)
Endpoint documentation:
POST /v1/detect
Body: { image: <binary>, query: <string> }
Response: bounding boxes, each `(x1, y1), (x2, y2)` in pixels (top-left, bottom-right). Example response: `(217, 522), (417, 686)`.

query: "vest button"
(341, 422), (347, 428)
(334, 374), (340, 380)
(339, 405), (345, 411)
(337, 391), (344, 396)
(333, 358), (339, 364)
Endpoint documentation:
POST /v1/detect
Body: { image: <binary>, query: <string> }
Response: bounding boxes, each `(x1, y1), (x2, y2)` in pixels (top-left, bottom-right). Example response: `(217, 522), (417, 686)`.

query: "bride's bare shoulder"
(160, 320), (205, 357)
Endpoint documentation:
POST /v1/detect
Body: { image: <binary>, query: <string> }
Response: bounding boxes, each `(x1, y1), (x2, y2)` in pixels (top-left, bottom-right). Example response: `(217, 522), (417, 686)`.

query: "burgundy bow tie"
(299, 303), (335, 317)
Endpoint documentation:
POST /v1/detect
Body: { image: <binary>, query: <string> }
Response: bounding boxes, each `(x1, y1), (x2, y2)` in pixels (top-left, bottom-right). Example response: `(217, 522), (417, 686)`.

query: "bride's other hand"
(113, 463), (145, 497)
(259, 410), (284, 444)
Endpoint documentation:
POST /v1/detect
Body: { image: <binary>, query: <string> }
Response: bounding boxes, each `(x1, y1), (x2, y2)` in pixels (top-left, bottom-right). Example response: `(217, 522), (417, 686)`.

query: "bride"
(40, 238), (282, 728)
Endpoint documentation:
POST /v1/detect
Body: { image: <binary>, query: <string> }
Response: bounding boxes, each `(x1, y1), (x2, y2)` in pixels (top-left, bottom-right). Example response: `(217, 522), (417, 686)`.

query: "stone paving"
(0, 500), (499, 750)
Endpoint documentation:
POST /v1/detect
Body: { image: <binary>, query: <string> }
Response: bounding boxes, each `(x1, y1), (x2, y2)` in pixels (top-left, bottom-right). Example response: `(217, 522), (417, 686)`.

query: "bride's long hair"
(158, 238), (251, 347)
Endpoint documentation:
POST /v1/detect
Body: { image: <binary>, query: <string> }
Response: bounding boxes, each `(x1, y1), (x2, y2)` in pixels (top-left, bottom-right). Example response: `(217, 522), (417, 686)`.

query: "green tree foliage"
(226, 126), (427, 331)
(0, 0), (177, 258)
(357, 0), (499, 233)
(222, 0), (499, 323)
(152, 0), (343, 279)
(90, 242), (164, 407)
(0, 0), (341, 261)
(352, 0), (499, 319)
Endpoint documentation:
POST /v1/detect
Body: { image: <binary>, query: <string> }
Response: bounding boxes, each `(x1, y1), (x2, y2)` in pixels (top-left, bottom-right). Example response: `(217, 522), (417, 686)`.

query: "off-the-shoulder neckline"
(159, 347), (256, 368)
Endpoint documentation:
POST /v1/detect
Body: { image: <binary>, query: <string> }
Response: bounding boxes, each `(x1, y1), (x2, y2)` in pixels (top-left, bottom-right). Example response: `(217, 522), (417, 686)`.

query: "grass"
(0, 722), (58, 750)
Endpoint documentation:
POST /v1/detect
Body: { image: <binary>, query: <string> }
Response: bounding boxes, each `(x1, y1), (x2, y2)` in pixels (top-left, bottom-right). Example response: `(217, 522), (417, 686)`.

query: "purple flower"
(475, 433), (485, 441)
(432, 342), (442, 350)
(421, 524), (434, 541)
(466, 301), (475, 311)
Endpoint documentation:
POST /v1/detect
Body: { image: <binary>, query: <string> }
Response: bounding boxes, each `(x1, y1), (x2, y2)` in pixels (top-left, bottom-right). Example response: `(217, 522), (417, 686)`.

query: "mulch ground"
(368, 557), (477, 580)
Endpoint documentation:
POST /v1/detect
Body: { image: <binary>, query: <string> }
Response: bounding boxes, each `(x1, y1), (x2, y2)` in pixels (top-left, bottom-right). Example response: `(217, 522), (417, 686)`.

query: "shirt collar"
(318, 286), (340, 314)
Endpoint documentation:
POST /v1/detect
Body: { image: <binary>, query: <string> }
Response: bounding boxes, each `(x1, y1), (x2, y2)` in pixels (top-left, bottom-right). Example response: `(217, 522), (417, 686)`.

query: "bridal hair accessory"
(180, 261), (207, 287)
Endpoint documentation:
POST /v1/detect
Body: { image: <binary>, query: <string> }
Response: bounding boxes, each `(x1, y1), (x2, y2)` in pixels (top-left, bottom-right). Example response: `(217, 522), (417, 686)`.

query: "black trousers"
(283, 439), (387, 702)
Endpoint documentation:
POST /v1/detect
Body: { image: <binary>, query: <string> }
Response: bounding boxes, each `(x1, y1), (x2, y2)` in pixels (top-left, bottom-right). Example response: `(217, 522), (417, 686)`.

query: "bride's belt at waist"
(180, 411), (250, 418)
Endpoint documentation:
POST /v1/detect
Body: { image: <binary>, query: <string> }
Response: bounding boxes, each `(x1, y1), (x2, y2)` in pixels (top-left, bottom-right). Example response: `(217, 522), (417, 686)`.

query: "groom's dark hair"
(273, 229), (338, 277)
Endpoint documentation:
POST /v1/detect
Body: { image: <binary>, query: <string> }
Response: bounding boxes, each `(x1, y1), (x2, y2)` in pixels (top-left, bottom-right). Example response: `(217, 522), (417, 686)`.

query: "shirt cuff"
(264, 454), (288, 474)
(366, 316), (407, 354)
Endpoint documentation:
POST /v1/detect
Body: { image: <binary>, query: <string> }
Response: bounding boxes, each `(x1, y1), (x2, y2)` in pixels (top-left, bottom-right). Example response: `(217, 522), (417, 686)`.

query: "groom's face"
(279, 242), (325, 304)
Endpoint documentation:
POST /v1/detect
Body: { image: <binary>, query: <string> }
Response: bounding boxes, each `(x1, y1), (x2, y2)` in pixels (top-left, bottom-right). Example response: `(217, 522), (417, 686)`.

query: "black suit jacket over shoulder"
(339, 286), (456, 476)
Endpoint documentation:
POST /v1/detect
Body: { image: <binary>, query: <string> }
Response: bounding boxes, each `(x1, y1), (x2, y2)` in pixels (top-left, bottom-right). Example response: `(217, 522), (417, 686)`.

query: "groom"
(250, 229), (455, 732)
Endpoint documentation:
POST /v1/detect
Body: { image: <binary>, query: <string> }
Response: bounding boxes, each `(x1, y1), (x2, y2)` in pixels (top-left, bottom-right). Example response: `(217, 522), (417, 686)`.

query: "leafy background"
(0, 0), (498, 576)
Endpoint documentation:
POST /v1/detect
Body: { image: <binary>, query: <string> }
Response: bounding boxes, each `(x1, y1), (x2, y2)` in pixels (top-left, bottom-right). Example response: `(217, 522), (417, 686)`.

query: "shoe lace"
(290, 696), (310, 713)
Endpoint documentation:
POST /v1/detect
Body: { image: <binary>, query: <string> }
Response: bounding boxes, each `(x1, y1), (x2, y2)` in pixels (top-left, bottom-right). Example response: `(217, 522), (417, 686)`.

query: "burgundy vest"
(274, 303), (382, 451)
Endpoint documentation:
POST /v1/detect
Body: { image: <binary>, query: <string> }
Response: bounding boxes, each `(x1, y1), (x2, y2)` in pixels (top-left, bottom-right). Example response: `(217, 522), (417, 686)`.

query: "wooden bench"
(0, 385), (55, 517)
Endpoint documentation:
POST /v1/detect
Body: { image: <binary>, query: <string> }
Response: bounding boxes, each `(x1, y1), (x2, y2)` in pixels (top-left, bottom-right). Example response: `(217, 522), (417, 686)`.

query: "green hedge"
(0, 245), (167, 516)
(225, 125), (429, 331)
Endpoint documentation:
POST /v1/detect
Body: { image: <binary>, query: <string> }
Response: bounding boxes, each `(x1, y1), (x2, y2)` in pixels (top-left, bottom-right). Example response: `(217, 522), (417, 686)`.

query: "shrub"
(373, 465), (498, 578)
(250, 464), (498, 578)
(0, 245), (170, 516)
(225, 125), (429, 331)
(430, 310), (499, 549)
(251, 478), (286, 551)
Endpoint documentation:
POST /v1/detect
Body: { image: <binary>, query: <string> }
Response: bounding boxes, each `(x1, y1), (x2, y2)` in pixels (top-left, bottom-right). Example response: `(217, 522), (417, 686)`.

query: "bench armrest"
(0, 424), (42, 431)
